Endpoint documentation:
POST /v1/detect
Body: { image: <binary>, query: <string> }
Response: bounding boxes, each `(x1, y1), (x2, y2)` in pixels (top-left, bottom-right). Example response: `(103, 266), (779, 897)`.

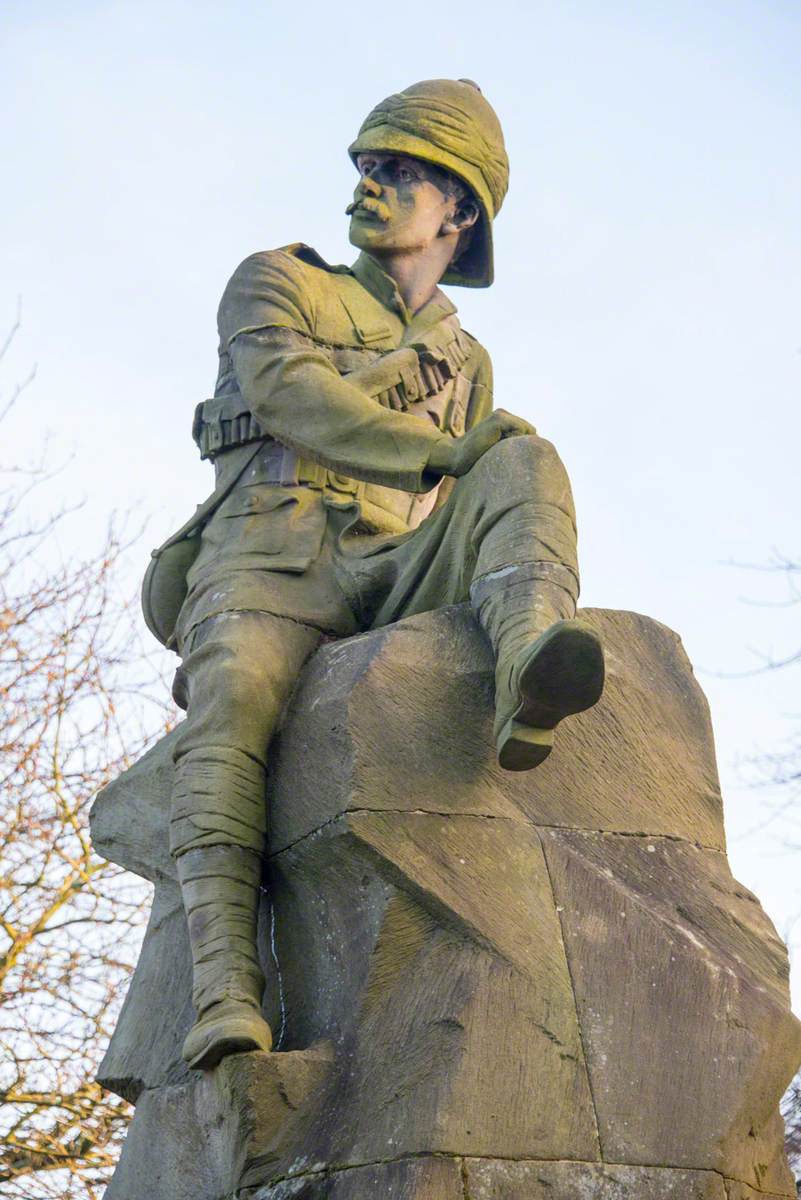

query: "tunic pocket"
(214, 484), (327, 566)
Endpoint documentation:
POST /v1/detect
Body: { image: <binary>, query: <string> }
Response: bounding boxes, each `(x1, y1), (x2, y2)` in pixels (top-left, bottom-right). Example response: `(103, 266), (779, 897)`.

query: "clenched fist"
(428, 409), (537, 478)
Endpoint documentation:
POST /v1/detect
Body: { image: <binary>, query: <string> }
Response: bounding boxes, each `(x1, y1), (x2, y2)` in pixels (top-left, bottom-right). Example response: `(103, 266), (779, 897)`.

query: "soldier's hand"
(429, 410), (537, 478)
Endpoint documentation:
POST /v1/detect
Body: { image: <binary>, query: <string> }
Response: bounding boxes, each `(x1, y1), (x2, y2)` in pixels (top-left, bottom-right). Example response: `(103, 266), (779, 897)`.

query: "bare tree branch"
(0, 311), (174, 1197)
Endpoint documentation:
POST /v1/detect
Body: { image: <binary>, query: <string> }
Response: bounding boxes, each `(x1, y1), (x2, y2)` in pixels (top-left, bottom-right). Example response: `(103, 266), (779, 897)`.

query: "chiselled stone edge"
(91, 800), (734, 889)
(243, 1153), (796, 1199)
(90, 605), (729, 885)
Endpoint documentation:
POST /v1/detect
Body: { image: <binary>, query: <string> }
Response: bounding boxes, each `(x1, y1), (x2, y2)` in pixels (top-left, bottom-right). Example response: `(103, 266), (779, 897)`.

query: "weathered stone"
(258, 810), (598, 1172)
(464, 1159), (728, 1199)
(723, 1182), (796, 1200)
(268, 606), (726, 852)
(97, 880), (193, 1100)
(91, 607), (800, 1199)
(252, 1156), (465, 1199)
(93, 734), (190, 1098)
(105, 1048), (331, 1200)
(541, 829), (798, 1194)
(92, 725), (182, 882)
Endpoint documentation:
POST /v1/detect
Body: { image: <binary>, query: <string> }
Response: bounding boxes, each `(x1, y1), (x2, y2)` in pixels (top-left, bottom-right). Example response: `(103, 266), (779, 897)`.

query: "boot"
(471, 563), (605, 771)
(182, 997), (272, 1070)
(177, 844), (273, 1070)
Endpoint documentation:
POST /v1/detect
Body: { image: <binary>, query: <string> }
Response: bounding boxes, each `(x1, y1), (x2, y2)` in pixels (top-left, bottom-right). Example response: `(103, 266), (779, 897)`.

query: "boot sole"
(497, 620), (605, 772)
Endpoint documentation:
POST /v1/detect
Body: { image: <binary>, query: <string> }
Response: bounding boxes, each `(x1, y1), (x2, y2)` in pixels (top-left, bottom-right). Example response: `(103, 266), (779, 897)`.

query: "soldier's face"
(348, 153), (459, 256)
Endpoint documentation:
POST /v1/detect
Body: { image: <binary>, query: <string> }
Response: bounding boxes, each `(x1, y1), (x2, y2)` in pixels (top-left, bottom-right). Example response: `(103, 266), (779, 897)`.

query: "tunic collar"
(350, 252), (457, 331)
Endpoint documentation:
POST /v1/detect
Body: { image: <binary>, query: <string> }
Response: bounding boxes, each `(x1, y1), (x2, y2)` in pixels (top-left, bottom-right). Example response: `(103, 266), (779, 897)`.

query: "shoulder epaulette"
(280, 243), (348, 274)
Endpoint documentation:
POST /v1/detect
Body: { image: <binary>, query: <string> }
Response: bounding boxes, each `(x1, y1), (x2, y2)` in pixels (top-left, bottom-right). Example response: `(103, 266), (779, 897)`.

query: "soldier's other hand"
(429, 410), (537, 478)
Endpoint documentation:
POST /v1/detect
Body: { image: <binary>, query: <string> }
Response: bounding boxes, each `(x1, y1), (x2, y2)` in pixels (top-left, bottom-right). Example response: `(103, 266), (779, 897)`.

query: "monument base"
(91, 607), (801, 1199)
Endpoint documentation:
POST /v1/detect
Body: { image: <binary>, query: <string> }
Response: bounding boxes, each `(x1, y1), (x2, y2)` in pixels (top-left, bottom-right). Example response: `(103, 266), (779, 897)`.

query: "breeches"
(170, 435), (578, 858)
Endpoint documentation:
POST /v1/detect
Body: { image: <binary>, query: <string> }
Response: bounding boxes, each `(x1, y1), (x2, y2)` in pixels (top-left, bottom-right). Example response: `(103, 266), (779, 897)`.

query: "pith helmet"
(348, 78), (509, 288)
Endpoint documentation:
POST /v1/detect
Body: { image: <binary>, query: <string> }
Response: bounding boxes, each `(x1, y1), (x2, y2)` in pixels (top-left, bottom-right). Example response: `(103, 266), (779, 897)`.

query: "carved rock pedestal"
(90, 607), (801, 1199)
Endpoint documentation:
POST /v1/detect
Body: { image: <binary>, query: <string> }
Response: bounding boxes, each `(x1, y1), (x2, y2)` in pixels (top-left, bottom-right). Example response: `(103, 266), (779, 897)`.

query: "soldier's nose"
(359, 176), (382, 198)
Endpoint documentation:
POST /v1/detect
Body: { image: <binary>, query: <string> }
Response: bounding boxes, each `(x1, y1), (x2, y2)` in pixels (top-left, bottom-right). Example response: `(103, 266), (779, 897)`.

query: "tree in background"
(739, 552), (801, 1188)
(784, 1074), (801, 1189)
(0, 311), (169, 1199)
(770, 560), (801, 1188)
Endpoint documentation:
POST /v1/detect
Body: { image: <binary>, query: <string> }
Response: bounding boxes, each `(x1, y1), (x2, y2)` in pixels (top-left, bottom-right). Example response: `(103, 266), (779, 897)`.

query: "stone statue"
(141, 78), (605, 1074)
(95, 76), (801, 1199)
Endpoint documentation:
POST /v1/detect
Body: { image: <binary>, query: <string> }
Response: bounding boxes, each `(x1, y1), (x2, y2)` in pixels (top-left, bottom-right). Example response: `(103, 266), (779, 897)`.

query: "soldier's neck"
(368, 241), (457, 315)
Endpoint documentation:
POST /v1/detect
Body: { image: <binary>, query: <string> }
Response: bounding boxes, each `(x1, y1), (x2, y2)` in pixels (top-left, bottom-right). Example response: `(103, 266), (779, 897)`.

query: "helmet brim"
(348, 126), (494, 288)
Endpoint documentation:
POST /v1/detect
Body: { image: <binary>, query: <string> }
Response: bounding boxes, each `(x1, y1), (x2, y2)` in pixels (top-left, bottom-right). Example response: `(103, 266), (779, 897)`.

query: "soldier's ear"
(441, 199), (480, 237)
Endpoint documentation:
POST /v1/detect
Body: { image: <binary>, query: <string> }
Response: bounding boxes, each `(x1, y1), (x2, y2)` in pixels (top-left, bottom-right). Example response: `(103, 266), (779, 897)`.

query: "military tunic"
(175, 245), (494, 645)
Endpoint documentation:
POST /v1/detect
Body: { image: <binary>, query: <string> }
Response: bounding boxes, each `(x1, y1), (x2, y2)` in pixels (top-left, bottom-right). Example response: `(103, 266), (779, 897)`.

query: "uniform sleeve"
(229, 326), (452, 493)
(464, 342), (494, 430)
(217, 250), (317, 345)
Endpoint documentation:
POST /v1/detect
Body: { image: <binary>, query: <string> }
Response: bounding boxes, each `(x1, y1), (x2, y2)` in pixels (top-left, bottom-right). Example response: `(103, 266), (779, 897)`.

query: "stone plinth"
(90, 607), (801, 1199)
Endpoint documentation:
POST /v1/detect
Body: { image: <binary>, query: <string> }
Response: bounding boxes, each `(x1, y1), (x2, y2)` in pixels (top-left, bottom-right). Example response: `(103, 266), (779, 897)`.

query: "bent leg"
(460, 439), (603, 766)
(171, 610), (322, 1068)
(349, 434), (578, 622)
(347, 435), (603, 769)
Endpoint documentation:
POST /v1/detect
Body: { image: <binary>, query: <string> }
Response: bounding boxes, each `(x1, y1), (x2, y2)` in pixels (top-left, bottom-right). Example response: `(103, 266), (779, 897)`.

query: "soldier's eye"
(398, 166), (414, 182)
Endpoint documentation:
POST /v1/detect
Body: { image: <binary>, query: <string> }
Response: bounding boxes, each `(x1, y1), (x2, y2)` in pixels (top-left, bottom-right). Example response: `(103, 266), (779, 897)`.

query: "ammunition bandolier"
(193, 242), (490, 534)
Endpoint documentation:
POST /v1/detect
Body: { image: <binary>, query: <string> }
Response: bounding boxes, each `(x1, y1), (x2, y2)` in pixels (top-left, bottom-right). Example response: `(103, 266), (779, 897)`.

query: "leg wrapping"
(471, 561), (579, 689)
(177, 845), (265, 1014)
(170, 746), (267, 858)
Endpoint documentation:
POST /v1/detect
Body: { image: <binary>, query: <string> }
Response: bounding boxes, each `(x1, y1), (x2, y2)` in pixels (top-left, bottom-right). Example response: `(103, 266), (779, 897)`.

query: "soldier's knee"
(210, 655), (276, 721)
(174, 661), (281, 770)
(175, 612), (319, 764)
(180, 642), (279, 737)
(500, 432), (560, 466)
(475, 433), (565, 485)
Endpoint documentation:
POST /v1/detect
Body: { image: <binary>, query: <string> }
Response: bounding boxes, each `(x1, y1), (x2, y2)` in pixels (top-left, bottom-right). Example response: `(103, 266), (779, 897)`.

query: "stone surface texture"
(90, 606), (801, 1199)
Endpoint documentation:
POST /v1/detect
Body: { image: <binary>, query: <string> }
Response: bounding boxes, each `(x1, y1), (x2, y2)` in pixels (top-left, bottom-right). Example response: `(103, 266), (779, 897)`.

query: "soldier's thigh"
(350, 436), (572, 628)
(345, 493), (475, 629)
(175, 610), (322, 761)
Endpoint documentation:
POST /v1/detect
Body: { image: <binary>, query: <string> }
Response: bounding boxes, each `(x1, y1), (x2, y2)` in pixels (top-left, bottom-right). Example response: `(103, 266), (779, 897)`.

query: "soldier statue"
(142, 79), (605, 1072)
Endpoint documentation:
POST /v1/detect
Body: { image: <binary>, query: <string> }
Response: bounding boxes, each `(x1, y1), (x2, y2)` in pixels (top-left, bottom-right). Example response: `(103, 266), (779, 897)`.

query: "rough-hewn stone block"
(541, 829), (797, 1192)
(105, 1048), (331, 1200)
(97, 880), (193, 1100)
(91, 607), (800, 1199)
(262, 811), (599, 1168)
(252, 1157), (465, 1199)
(464, 1159), (728, 1199)
(268, 607), (726, 852)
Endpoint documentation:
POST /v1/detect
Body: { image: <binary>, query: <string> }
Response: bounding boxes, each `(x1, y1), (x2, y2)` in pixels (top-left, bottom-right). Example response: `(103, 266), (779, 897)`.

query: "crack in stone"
(459, 1155), (472, 1200)
(238, 1152), (785, 1198)
(537, 830), (604, 1162)
(532, 1022), (565, 1049)
(268, 809), (725, 862)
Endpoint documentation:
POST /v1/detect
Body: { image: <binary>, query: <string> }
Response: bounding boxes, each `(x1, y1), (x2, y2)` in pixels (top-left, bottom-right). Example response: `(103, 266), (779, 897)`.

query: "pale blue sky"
(2, 1), (800, 1001)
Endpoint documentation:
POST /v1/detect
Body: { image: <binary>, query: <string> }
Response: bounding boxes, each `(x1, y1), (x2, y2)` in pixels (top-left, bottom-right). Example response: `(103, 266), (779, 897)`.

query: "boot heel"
(497, 720), (554, 772)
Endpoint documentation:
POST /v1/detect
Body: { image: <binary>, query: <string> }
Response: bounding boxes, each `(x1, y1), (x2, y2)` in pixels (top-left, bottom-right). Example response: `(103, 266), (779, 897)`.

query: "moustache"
(345, 196), (391, 223)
